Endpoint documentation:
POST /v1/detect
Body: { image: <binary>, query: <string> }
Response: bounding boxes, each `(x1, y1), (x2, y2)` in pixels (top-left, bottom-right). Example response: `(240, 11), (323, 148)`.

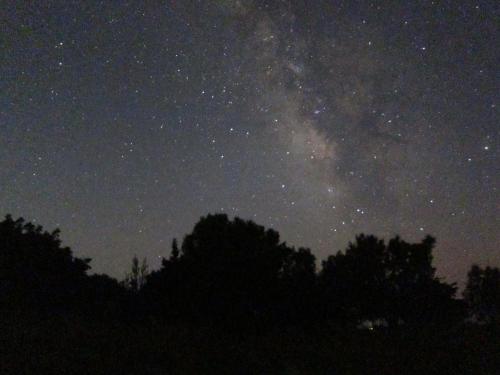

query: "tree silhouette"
(319, 234), (457, 327)
(0, 212), (497, 374)
(81, 273), (128, 317)
(123, 255), (149, 292)
(278, 247), (318, 323)
(319, 234), (387, 324)
(0, 215), (91, 312)
(464, 265), (500, 324)
(170, 238), (180, 261)
(143, 214), (316, 325)
(384, 235), (459, 327)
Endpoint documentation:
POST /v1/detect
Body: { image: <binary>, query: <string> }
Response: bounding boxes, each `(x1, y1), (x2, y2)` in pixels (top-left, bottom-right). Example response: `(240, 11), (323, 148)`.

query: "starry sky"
(1, 1), (498, 285)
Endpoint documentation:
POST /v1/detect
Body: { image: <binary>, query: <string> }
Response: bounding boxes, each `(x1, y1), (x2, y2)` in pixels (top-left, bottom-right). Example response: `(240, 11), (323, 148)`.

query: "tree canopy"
(464, 264), (500, 324)
(1, 213), (498, 374)
(144, 214), (316, 325)
(0, 215), (90, 310)
(319, 234), (458, 326)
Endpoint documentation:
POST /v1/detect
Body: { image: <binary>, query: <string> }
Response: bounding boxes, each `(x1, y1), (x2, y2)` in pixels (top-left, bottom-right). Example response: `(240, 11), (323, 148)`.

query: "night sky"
(1, 1), (498, 285)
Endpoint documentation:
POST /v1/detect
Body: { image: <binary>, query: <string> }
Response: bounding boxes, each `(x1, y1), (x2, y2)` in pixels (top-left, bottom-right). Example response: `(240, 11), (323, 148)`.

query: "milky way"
(1, 1), (498, 285)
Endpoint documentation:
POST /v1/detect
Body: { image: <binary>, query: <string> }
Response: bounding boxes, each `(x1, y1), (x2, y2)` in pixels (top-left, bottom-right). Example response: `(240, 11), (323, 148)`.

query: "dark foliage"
(464, 264), (500, 324)
(0, 215), (127, 317)
(123, 255), (149, 292)
(143, 214), (317, 326)
(319, 234), (460, 328)
(0, 215), (90, 312)
(0, 214), (498, 374)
